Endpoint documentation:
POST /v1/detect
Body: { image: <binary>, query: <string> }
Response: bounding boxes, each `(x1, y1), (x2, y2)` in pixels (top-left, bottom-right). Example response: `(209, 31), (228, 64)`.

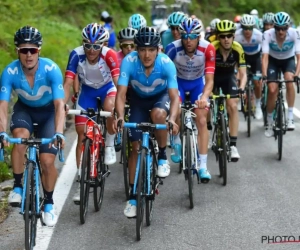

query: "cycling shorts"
(214, 74), (238, 95)
(245, 52), (262, 80)
(75, 81), (116, 126)
(177, 77), (205, 103)
(267, 56), (295, 81)
(10, 100), (57, 155)
(128, 89), (170, 142)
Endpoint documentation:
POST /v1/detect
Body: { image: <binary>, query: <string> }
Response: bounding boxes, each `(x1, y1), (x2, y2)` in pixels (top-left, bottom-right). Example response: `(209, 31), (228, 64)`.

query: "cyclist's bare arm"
(202, 74), (214, 99)
(168, 88), (180, 123)
(73, 74), (79, 94)
(262, 53), (269, 77)
(112, 76), (119, 87)
(54, 99), (66, 134)
(238, 66), (247, 90)
(115, 85), (127, 120)
(63, 77), (75, 104)
(0, 101), (8, 132)
(295, 54), (300, 76)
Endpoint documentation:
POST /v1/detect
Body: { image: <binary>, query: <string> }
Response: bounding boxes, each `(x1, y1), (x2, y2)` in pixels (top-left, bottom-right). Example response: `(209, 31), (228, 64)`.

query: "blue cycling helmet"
(14, 26), (43, 47)
(82, 23), (109, 44)
(128, 14), (147, 30)
(167, 11), (187, 26)
(273, 12), (290, 26)
(178, 18), (202, 35)
(134, 26), (160, 47)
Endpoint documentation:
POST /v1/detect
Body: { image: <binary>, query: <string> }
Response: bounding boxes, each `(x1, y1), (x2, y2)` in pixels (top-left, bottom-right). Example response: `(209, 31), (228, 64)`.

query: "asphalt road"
(1, 97), (300, 250)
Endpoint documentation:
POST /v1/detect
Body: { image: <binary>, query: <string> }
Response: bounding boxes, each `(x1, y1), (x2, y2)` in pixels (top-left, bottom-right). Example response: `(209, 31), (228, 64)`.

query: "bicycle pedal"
(159, 179), (163, 185)
(155, 189), (159, 195)
(73, 201), (80, 205)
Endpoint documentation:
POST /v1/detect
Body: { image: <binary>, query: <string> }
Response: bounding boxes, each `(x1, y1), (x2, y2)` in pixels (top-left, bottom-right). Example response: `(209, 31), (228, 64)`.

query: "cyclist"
(165, 18), (216, 182)
(250, 9), (261, 29)
(262, 12), (275, 32)
(116, 27), (137, 64)
(161, 11), (187, 51)
(205, 18), (220, 42)
(234, 15), (242, 30)
(235, 14), (263, 119)
(0, 26), (65, 226)
(100, 11), (116, 50)
(114, 27), (179, 217)
(211, 20), (247, 161)
(63, 23), (119, 203)
(262, 12), (300, 136)
(128, 13), (147, 30)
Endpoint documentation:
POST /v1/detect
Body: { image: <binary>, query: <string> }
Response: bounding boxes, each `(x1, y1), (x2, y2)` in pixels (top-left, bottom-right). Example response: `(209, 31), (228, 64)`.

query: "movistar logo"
(161, 57), (170, 64)
(45, 64), (57, 72)
(126, 55), (138, 62)
(7, 67), (18, 75)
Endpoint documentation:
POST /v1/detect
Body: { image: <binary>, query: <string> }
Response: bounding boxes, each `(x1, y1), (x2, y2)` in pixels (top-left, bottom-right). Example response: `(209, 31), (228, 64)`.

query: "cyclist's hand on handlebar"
(262, 76), (267, 82)
(294, 75), (299, 83)
(52, 133), (65, 149)
(168, 120), (179, 135)
(71, 92), (78, 104)
(0, 132), (9, 147)
(195, 98), (209, 109)
(113, 117), (124, 134)
(238, 88), (245, 95)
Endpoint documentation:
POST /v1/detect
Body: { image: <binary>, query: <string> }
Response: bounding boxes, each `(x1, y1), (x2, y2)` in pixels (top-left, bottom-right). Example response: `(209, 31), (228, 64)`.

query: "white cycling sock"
(105, 132), (115, 147)
(199, 154), (207, 170)
(255, 98), (261, 107)
(267, 113), (273, 126)
(288, 107), (293, 120)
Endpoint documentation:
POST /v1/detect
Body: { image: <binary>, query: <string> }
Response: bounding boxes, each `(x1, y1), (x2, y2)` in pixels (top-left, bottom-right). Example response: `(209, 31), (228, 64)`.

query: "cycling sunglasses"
(274, 26), (288, 31)
(120, 43), (135, 49)
(83, 43), (102, 51)
(218, 34), (234, 39)
(181, 33), (199, 40)
(170, 26), (179, 31)
(17, 47), (40, 54)
(242, 25), (254, 30)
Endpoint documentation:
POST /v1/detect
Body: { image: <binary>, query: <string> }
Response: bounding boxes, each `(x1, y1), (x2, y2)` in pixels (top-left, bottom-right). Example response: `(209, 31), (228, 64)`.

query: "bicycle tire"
(186, 131), (194, 209)
(247, 83), (251, 137)
(136, 148), (145, 241)
(262, 84), (268, 127)
(277, 100), (283, 160)
(146, 146), (155, 226)
(219, 114), (228, 186)
(94, 141), (105, 212)
(80, 139), (91, 224)
(122, 128), (130, 200)
(25, 163), (36, 250)
(179, 111), (185, 174)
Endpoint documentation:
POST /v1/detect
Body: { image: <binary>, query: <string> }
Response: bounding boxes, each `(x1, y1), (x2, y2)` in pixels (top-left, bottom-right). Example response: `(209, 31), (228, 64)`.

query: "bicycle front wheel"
(179, 111), (185, 174)
(122, 128), (130, 200)
(246, 84), (252, 137)
(136, 149), (145, 241)
(80, 139), (91, 224)
(219, 114), (228, 186)
(146, 144), (156, 226)
(24, 163), (37, 250)
(276, 101), (283, 160)
(94, 142), (105, 212)
(186, 132), (194, 209)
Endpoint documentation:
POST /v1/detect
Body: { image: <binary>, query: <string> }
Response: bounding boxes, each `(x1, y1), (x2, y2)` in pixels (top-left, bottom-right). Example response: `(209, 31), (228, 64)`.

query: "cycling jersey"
(65, 46), (120, 89)
(211, 41), (246, 74)
(205, 32), (217, 43)
(165, 39), (216, 80)
(0, 58), (64, 107)
(262, 27), (300, 59)
(235, 28), (262, 55)
(118, 51), (178, 98)
(161, 29), (174, 51)
(117, 50), (124, 65)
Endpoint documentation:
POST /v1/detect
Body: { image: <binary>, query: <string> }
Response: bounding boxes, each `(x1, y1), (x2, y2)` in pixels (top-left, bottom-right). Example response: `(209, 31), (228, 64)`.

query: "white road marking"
(35, 139), (77, 250)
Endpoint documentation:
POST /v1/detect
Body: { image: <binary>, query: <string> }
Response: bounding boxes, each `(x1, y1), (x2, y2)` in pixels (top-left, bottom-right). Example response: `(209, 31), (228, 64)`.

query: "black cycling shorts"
(245, 52), (262, 77)
(213, 74), (238, 95)
(267, 56), (295, 81)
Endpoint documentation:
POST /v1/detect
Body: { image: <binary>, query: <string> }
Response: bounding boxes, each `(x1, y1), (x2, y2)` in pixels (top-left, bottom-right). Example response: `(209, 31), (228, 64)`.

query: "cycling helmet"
(240, 14), (256, 26)
(14, 26), (43, 47)
(216, 20), (236, 33)
(118, 27), (137, 42)
(128, 14), (147, 30)
(178, 18), (202, 35)
(250, 9), (259, 16)
(210, 18), (221, 30)
(134, 26), (160, 47)
(167, 11), (187, 26)
(262, 12), (274, 24)
(273, 12), (290, 26)
(234, 15), (242, 23)
(82, 23), (108, 44)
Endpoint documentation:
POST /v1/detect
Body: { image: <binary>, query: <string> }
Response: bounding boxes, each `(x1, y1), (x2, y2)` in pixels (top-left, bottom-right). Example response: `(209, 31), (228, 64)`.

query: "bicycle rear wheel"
(94, 142), (105, 212)
(219, 115), (228, 186)
(146, 147), (155, 226)
(136, 149), (145, 241)
(80, 139), (91, 224)
(24, 163), (37, 250)
(122, 128), (130, 200)
(276, 101), (283, 160)
(186, 131), (194, 209)
(246, 84), (251, 137)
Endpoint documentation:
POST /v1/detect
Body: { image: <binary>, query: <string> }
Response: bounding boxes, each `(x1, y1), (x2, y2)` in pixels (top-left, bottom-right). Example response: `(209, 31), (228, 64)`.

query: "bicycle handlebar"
(209, 94), (240, 100)
(124, 122), (167, 130)
(68, 109), (112, 117)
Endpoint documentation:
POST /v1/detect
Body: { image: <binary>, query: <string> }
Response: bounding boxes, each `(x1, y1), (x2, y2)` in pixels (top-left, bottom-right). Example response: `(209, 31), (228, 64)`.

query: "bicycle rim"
(94, 142), (105, 212)
(80, 139), (91, 224)
(220, 115), (228, 186)
(247, 85), (251, 137)
(277, 101), (283, 160)
(146, 148), (155, 226)
(262, 85), (268, 127)
(122, 128), (130, 200)
(136, 149), (145, 241)
(186, 132), (193, 209)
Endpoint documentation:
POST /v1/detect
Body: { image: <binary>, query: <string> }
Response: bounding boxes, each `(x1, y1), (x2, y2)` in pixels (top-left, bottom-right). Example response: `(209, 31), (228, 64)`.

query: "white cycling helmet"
(210, 18), (221, 30)
(240, 14), (256, 26)
(250, 9), (258, 16)
(273, 12), (290, 26)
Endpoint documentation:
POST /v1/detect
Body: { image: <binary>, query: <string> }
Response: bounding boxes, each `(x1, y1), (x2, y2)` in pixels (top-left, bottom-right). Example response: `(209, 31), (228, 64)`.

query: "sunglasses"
(218, 34), (234, 39)
(242, 26), (254, 30)
(83, 43), (102, 51)
(275, 26), (288, 31)
(120, 43), (135, 49)
(181, 33), (199, 40)
(17, 47), (40, 54)
(170, 26), (179, 31)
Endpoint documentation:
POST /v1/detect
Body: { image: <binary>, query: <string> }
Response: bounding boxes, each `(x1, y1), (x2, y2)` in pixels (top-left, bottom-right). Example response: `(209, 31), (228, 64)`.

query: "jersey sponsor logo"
(7, 67), (18, 75)
(58, 84), (63, 90)
(270, 41), (294, 52)
(209, 50), (214, 57)
(165, 101), (170, 110)
(15, 86), (52, 101)
(241, 53), (245, 60)
(109, 57), (115, 63)
(45, 64), (57, 72)
(186, 60), (194, 66)
(161, 57), (170, 64)
(121, 72), (127, 78)
(126, 55), (138, 62)
(1, 86), (7, 93)
(131, 78), (165, 93)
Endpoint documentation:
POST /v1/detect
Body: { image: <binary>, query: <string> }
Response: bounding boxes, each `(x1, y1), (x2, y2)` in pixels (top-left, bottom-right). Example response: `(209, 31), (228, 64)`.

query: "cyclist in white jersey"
(235, 14), (263, 119)
(262, 12), (300, 136)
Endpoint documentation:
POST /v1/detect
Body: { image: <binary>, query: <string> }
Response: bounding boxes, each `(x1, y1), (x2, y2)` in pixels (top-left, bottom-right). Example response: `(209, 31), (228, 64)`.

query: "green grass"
(0, 146), (13, 182)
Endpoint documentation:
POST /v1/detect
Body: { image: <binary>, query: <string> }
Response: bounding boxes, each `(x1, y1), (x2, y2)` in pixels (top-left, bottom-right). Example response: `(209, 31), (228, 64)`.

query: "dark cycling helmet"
(134, 26), (160, 47)
(118, 27), (137, 42)
(273, 12), (290, 26)
(82, 23), (109, 44)
(216, 20), (236, 33)
(14, 26), (43, 47)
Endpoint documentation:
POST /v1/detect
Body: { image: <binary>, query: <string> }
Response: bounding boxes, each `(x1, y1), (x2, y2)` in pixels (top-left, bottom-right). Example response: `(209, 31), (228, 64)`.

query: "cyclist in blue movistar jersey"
(114, 27), (179, 218)
(0, 26), (65, 226)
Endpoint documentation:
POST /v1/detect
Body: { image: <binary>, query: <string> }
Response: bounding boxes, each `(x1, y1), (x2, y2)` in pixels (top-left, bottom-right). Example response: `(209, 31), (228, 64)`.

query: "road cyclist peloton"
(63, 23), (120, 203)
(262, 11), (300, 137)
(114, 26), (179, 218)
(0, 26), (66, 226)
(211, 20), (247, 161)
(235, 14), (263, 119)
(165, 18), (216, 182)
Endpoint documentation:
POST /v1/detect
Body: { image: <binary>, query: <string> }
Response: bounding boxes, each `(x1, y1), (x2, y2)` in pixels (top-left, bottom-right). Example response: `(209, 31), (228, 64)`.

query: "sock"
(173, 133), (181, 145)
(255, 98), (261, 107)
(288, 107), (293, 120)
(199, 154), (207, 170)
(230, 135), (237, 147)
(44, 190), (54, 205)
(105, 132), (115, 147)
(129, 184), (136, 200)
(267, 113), (273, 125)
(13, 173), (23, 189)
(158, 146), (167, 160)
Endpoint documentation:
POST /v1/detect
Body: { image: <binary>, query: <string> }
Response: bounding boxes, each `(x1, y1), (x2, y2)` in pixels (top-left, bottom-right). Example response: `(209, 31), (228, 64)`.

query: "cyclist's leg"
(281, 57), (296, 130)
(8, 100), (32, 204)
